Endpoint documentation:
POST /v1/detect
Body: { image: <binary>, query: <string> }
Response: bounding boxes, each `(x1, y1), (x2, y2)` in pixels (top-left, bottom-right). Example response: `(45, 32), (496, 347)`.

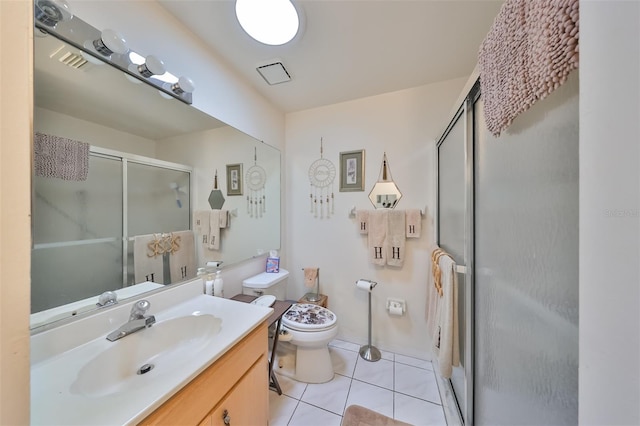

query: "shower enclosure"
(436, 74), (578, 425)
(31, 147), (191, 313)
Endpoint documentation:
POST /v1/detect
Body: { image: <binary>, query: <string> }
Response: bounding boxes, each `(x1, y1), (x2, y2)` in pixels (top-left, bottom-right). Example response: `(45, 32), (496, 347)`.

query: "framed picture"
(339, 150), (365, 192)
(226, 163), (243, 196)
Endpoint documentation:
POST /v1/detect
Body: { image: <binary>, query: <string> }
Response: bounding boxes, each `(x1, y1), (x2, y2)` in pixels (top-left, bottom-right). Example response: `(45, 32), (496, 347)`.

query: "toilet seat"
(282, 303), (337, 332)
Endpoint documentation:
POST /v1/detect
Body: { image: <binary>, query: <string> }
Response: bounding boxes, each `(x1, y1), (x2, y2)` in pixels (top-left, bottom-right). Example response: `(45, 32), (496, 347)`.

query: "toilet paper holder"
(356, 278), (381, 362)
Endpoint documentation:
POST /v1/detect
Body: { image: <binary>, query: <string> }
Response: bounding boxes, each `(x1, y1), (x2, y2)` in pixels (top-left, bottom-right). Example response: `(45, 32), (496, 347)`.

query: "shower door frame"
(434, 80), (479, 426)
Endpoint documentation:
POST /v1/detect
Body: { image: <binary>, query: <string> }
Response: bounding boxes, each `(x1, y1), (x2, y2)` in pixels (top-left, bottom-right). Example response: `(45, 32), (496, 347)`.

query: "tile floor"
(269, 339), (447, 426)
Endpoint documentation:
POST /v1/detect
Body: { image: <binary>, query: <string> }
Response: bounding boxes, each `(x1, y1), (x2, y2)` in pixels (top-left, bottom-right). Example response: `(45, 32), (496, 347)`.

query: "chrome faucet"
(106, 299), (156, 342)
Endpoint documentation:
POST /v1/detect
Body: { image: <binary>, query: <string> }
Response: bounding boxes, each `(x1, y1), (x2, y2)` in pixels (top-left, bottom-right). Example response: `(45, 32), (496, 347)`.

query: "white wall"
(580, 1), (640, 424)
(285, 78), (466, 358)
(35, 107), (157, 156)
(158, 126), (281, 268)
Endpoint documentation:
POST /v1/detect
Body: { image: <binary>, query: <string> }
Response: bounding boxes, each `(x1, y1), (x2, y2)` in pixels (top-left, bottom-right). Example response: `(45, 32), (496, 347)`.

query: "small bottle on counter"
(213, 268), (224, 297)
(200, 267), (215, 296)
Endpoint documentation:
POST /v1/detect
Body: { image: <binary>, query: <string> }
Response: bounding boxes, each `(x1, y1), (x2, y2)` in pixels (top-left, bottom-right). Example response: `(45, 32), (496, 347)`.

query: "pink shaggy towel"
(478, 0), (579, 137)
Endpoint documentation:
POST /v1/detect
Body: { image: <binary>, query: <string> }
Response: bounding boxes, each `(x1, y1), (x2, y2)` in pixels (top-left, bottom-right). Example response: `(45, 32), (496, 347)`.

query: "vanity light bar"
(34, 10), (194, 105)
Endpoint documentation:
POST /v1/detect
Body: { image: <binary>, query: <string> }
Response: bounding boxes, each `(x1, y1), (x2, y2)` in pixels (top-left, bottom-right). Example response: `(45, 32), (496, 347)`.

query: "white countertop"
(30, 280), (272, 425)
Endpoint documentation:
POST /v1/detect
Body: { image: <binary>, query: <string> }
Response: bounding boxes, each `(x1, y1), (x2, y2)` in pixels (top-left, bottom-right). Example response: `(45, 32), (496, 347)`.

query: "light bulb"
(137, 55), (165, 78)
(171, 76), (195, 95)
(34, 0), (73, 27)
(235, 0), (299, 46)
(93, 29), (128, 56)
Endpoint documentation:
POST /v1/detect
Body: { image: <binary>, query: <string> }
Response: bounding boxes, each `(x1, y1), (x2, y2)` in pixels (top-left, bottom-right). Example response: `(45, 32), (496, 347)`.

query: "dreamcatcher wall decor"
(308, 138), (336, 218)
(246, 147), (267, 218)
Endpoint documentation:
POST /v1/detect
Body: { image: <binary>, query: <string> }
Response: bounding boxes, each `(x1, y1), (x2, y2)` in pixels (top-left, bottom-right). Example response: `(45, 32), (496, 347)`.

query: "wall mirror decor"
(31, 12), (281, 330)
(368, 152), (402, 209)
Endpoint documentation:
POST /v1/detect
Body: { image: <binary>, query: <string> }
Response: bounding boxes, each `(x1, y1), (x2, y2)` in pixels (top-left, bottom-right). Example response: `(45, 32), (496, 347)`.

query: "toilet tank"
(242, 269), (289, 300)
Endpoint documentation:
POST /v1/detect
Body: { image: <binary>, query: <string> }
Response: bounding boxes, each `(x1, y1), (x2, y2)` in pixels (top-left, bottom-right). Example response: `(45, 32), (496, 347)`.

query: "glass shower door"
(473, 77), (579, 424)
(437, 101), (473, 424)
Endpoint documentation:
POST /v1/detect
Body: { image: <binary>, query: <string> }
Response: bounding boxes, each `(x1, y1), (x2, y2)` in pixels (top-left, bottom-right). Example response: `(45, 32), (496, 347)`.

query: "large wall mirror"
(31, 15), (281, 330)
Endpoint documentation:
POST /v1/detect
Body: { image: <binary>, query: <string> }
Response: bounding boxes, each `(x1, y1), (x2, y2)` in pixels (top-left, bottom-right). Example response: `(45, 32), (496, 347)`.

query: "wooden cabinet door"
(210, 355), (268, 426)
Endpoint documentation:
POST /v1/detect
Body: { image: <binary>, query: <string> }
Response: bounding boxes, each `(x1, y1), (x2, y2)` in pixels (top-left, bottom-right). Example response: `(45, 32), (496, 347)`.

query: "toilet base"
(275, 342), (335, 384)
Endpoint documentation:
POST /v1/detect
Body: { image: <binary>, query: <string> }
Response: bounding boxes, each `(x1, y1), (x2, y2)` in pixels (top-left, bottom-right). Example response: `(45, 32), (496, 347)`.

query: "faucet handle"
(130, 299), (151, 320)
(97, 291), (118, 307)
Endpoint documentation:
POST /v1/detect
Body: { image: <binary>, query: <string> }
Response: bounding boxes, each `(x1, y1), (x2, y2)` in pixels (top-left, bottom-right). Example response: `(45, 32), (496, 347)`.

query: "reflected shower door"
(32, 154), (123, 312)
(126, 161), (191, 285)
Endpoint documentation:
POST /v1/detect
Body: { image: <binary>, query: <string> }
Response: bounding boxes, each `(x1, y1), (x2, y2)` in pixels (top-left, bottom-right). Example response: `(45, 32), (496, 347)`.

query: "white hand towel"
(193, 210), (210, 252)
(208, 210), (221, 250)
(356, 210), (369, 234)
(368, 210), (388, 266)
(168, 231), (196, 284)
(405, 209), (421, 238)
(386, 210), (406, 267)
(219, 209), (228, 229)
(133, 233), (164, 284)
(432, 253), (460, 379)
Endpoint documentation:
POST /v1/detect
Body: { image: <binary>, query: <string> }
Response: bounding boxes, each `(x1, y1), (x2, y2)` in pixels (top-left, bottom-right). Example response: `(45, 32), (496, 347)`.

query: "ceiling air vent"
(256, 62), (291, 85)
(57, 51), (88, 69)
(49, 44), (89, 70)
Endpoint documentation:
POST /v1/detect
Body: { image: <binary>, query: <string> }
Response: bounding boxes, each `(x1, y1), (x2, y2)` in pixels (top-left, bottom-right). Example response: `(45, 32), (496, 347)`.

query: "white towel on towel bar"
(368, 210), (388, 266)
(386, 210), (405, 267)
(133, 233), (164, 284)
(432, 253), (460, 379)
(168, 231), (196, 284)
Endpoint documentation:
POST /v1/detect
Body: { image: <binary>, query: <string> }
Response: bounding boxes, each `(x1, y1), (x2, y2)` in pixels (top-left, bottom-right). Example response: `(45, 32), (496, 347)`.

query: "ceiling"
(158, 0), (504, 113)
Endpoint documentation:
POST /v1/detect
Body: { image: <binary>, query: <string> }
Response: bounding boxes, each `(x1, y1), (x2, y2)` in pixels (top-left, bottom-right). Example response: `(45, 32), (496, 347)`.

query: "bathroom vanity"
(30, 280), (272, 425)
(139, 322), (268, 425)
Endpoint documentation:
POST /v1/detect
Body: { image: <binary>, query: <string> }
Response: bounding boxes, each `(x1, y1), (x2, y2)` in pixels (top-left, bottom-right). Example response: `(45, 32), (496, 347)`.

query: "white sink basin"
(70, 314), (222, 397)
(31, 287), (273, 426)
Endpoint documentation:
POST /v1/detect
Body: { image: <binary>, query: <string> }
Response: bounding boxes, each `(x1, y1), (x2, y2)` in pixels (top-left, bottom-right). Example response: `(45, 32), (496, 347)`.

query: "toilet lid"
(282, 304), (337, 331)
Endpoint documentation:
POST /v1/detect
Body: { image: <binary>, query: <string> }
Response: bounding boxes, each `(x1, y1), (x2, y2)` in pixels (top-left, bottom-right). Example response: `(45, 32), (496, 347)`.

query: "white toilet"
(278, 303), (338, 384)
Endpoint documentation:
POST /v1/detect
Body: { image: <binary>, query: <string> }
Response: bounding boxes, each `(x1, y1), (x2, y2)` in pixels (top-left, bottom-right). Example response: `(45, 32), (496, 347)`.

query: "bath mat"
(341, 405), (412, 426)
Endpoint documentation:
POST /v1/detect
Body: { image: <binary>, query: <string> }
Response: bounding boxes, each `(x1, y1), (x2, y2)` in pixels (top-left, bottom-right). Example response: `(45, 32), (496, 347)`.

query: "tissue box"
(266, 257), (280, 273)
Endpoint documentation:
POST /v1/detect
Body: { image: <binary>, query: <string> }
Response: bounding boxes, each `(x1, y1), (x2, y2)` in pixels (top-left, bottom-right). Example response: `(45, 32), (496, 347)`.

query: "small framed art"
(339, 149), (365, 192)
(226, 163), (243, 196)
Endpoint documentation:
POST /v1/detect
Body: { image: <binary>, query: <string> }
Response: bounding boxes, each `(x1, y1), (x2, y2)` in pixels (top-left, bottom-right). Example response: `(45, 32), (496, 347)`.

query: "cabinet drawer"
(139, 321), (268, 425)
(210, 354), (268, 426)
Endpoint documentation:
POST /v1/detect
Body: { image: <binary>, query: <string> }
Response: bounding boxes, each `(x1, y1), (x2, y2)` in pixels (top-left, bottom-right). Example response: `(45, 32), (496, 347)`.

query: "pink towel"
(303, 267), (319, 289)
(478, 0), (579, 136)
(34, 132), (89, 181)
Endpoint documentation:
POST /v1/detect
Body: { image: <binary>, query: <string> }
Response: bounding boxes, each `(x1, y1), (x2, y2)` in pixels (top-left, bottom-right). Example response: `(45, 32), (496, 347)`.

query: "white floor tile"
(301, 374), (351, 415)
(288, 401), (343, 426)
(395, 354), (433, 370)
(274, 372), (307, 400)
(346, 379), (394, 418)
(330, 346), (358, 377)
(353, 356), (394, 390)
(394, 393), (447, 426)
(329, 339), (361, 352)
(380, 349), (395, 361)
(268, 393), (299, 426)
(394, 363), (441, 404)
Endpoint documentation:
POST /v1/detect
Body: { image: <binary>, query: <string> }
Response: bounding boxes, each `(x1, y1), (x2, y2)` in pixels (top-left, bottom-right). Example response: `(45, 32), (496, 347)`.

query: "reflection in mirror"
(31, 17), (280, 330)
(368, 152), (403, 209)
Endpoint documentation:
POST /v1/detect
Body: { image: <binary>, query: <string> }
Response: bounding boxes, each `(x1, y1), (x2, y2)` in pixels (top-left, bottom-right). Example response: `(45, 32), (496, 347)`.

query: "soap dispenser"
(213, 268), (224, 297)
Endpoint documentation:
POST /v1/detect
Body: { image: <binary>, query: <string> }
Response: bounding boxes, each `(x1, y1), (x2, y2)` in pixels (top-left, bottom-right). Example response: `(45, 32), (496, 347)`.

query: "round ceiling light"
(235, 0), (300, 46)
